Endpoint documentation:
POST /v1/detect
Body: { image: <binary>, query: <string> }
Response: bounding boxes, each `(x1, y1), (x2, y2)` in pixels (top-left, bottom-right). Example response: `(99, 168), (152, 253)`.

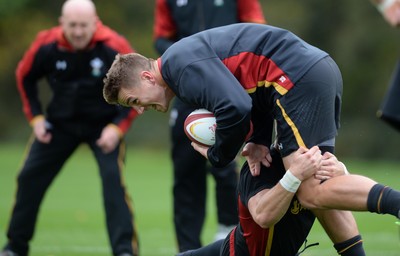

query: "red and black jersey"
(218, 149), (315, 256)
(16, 21), (138, 133)
(158, 23), (329, 167)
(153, 0), (265, 54)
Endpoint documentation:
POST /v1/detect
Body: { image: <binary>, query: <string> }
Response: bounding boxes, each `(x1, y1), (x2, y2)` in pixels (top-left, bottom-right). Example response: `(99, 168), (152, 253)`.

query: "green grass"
(0, 143), (216, 256)
(0, 143), (400, 256)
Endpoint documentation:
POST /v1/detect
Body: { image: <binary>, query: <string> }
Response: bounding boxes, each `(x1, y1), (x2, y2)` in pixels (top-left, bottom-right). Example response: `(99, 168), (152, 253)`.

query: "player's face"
(117, 80), (171, 114)
(60, 10), (97, 50)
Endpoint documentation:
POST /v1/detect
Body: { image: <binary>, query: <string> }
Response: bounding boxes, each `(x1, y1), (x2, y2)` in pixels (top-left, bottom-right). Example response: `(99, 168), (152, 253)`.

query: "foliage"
(0, 0), (29, 17)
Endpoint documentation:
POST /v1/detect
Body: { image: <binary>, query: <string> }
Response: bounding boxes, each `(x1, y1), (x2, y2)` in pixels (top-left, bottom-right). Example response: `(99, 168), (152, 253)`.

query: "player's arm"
(371, 0), (400, 27)
(179, 59), (253, 167)
(16, 33), (49, 124)
(241, 108), (275, 176)
(237, 0), (267, 24)
(248, 146), (321, 228)
(153, 0), (176, 55)
(96, 108), (138, 154)
(16, 31), (54, 143)
(241, 143), (272, 176)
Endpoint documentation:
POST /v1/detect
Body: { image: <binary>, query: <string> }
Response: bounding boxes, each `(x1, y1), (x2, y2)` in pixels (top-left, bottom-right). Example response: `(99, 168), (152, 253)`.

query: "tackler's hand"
(191, 142), (209, 159)
(315, 151), (349, 180)
(289, 146), (322, 181)
(241, 142), (272, 176)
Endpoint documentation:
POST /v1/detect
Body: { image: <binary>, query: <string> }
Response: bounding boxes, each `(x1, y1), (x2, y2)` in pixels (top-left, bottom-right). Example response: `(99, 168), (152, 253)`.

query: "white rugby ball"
(184, 109), (216, 146)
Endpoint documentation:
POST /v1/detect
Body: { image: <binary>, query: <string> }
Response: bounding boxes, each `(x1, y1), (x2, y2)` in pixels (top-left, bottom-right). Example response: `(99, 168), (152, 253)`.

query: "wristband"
(279, 170), (301, 193)
(377, 0), (396, 12)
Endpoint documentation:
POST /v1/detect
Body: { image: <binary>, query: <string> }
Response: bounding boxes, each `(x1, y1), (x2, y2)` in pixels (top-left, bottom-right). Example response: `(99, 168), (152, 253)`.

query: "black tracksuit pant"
(4, 121), (139, 256)
(378, 58), (400, 131)
(170, 99), (238, 252)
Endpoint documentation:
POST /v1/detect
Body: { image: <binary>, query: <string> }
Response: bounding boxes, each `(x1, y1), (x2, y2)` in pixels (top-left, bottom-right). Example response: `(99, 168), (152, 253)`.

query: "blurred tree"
(0, 0), (30, 17)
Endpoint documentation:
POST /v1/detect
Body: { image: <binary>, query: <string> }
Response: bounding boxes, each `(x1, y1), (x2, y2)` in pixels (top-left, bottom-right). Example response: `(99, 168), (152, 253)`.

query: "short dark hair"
(103, 53), (152, 105)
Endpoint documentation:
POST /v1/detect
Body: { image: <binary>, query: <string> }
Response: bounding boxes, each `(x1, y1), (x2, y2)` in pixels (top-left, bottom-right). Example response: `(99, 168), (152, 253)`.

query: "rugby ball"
(184, 109), (216, 146)
(184, 108), (254, 147)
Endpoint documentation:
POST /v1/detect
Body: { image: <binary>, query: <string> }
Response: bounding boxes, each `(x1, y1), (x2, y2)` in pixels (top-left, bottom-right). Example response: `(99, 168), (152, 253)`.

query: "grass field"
(1, 143), (400, 256)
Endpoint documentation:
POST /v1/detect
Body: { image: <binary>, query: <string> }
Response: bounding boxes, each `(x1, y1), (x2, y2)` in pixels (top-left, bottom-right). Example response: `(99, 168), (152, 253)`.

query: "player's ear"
(141, 71), (156, 84)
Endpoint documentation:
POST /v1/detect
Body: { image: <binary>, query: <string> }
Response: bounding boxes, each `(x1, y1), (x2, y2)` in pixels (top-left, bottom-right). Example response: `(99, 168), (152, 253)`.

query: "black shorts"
(377, 58), (400, 131)
(273, 56), (342, 157)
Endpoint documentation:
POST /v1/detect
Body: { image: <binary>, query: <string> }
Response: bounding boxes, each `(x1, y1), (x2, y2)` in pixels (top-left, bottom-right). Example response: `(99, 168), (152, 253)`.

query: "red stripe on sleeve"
(153, 0), (177, 39)
(229, 226), (236, 256)
(237, 0), (266, 24)
(16, 27), (60, 122)
(94, 22), (135, 54)
(117, 109), (139, 134)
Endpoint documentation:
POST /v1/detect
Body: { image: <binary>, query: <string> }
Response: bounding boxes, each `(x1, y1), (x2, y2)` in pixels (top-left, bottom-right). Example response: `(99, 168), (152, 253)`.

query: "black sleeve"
(154, 37), (175, 55)
(247, 107), (274, 146)
(17, 45), (50, 119)
(239, 149), (285, 207)
(177, 58), (253, 167)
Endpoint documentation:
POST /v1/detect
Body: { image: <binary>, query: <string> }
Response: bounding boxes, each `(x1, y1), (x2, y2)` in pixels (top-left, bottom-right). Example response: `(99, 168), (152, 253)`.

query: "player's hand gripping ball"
(184, 109), (253, 146)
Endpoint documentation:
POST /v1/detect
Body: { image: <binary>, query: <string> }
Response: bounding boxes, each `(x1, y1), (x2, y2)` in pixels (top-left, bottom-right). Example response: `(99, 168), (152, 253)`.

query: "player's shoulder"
(22, 26), (60, 57)
(34, 26), (60, 45)
(94, 22), (133, 53)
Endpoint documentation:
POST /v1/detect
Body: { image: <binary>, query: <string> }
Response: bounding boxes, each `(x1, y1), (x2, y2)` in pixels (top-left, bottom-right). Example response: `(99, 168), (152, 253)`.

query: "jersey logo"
(290, 199), (308, 214)
(214, 0), (224, 6)
(90, 57), (104, 77)
(176, 0), (188, 7)
(278, 75), (287, 83)
(55, 60), (67, 70)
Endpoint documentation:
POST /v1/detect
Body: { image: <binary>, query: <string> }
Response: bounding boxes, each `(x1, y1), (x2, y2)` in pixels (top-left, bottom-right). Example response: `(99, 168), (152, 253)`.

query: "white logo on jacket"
(214, 0), (224, 6)
(176, 0), (224, 7)
(176, 0), (187, 7)
(90, 58), (103, 77)
(56, 60), (67, 70)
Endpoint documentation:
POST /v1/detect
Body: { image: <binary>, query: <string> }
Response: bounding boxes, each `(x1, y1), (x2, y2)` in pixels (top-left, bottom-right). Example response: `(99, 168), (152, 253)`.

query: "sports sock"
(367, 184), (400, 218)
(333, 235), (365, 256)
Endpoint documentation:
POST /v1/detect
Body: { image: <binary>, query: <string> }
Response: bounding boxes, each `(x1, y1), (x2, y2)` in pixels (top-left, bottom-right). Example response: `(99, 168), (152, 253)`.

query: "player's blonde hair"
(103, 53), (153, 105)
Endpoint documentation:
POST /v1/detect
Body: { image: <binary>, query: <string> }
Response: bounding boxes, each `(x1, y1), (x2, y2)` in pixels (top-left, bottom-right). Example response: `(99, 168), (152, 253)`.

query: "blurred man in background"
(373, 0), (400, 131)
(152, 0), (265, 252)
(0, 0), (139, 255)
